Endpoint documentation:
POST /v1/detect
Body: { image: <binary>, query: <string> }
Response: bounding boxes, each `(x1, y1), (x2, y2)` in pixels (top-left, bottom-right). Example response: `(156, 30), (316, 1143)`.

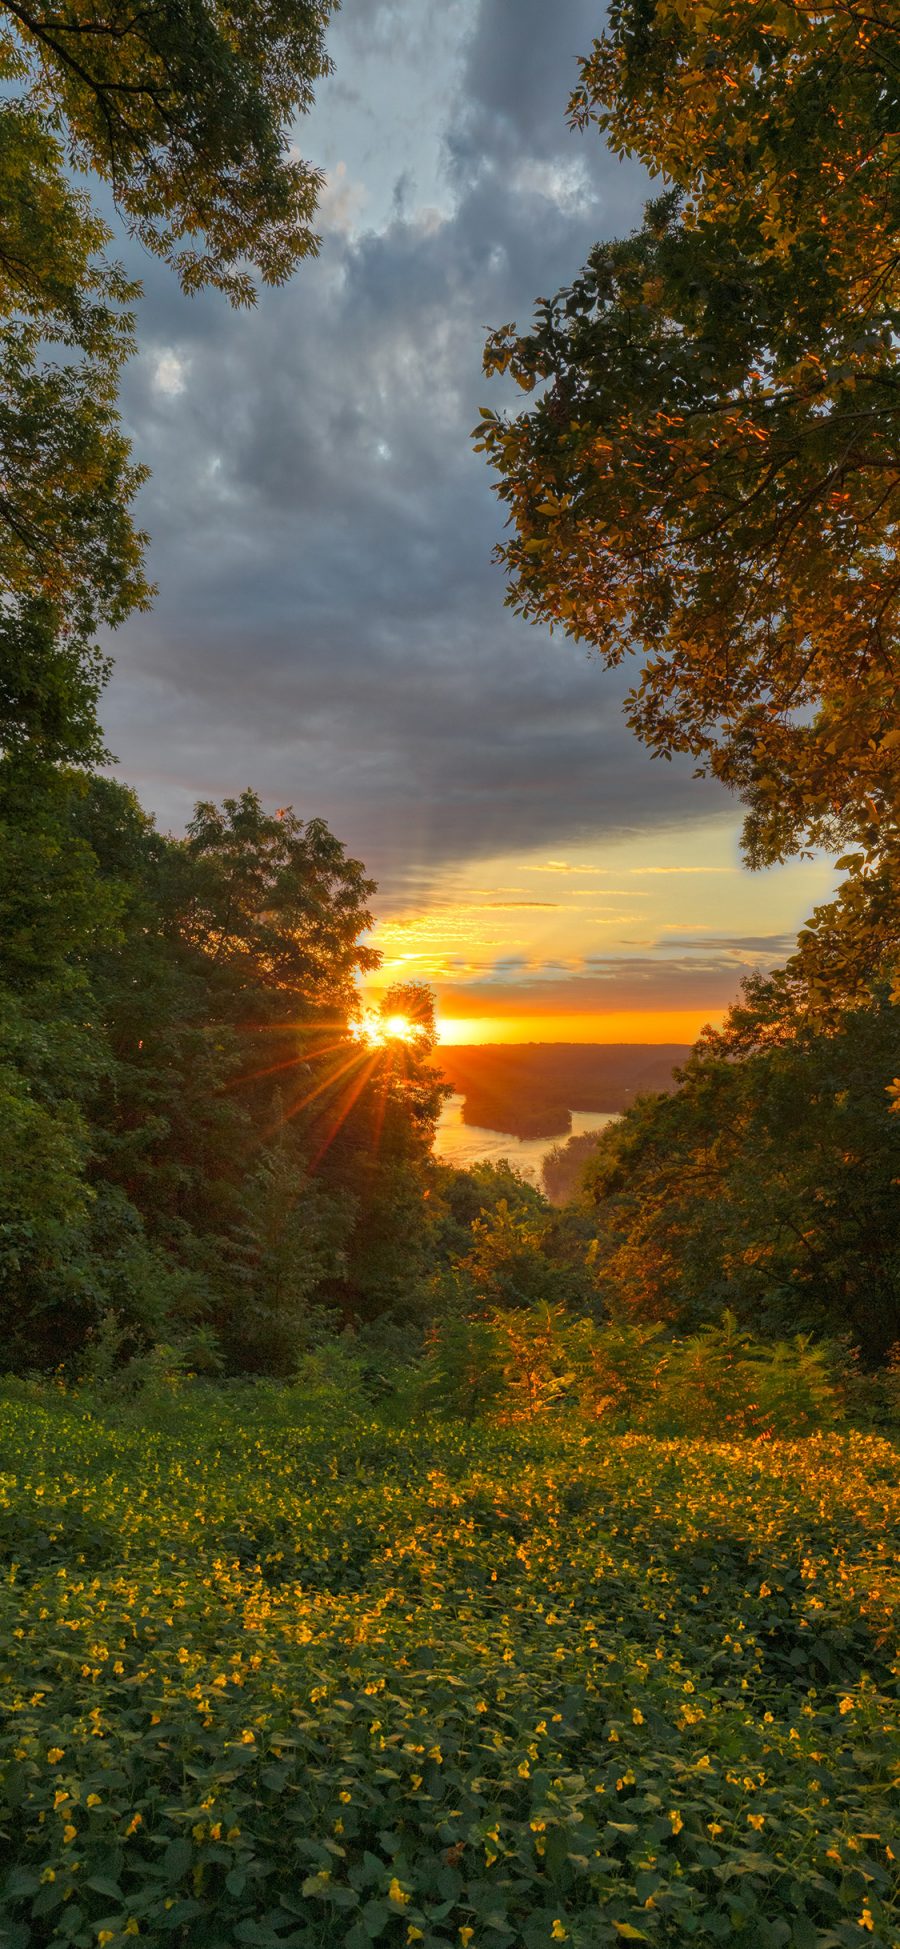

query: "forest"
(0, 0), (898, 1944)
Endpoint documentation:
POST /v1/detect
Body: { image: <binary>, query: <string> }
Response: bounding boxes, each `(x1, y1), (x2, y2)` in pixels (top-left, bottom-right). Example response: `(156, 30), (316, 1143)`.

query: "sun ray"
(307, 1049), (383, 1169)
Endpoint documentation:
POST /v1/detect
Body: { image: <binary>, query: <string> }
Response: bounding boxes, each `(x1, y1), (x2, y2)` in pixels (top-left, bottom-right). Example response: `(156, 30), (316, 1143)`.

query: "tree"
(477, 2), (900, 985)
(450, 1197), (600, 1317)
(176, 790), (378, 1007)
(0, 770), (391, 1372)
(581, 978), (900, 1360)
(0, 0), (337, 760)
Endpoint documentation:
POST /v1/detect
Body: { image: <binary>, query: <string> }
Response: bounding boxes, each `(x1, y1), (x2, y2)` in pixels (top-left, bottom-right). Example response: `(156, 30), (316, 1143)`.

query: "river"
(434, 1093), (619, 1185)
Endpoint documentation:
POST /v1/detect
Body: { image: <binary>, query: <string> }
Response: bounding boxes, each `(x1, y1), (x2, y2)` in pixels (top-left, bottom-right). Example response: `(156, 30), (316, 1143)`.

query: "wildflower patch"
(0, 1389), (897, 1946)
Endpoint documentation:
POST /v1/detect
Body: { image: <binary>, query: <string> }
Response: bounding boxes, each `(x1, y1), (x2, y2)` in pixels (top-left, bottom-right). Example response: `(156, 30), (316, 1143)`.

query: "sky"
(102, 0), (837, 1044)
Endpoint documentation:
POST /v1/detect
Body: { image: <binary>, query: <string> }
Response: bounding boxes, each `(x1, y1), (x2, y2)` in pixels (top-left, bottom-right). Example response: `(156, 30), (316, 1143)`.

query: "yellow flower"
(858, 1909), (875, 1933)
(632, 1708), (644, 1725)
(517, 1760), (531, 1778)
(339, 1790), (352, 1804)
(708, 1822), (723, 1837)
(551, 1924), (567, 1942)
(459, 1932), (474, 1948)
(86, 1794), (102, 1809)
(63, 1823), (77, 1843)
(226, 1826), (241, 1842)
(98, 1935), (115, 1947)
(839, 1697), (855, 1714)
(747, 1813), (765, 1831)
(125, 1813), (142, 1836)
(388, 1877), (410, 1905)
(407, 1931), (424, 1944)
(124, 1924), (140, 1938)
(47, 1748), (65, 1764)
(669, 1810), (684, 1836)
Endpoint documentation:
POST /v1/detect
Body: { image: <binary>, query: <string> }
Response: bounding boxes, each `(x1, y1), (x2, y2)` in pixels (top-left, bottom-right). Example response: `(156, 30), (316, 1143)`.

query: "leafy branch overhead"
(1, 0), (336, 302)
(0, 0), (337, 764)
(477, 0), (900, 1003)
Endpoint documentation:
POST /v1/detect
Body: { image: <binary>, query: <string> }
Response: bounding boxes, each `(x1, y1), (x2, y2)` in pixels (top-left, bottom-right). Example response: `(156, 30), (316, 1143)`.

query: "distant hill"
(437, 1043), (690, 1139)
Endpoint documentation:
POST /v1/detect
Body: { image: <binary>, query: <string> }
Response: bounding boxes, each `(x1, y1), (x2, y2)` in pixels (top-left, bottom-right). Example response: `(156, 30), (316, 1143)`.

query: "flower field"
(0, 1387), (897, 1948)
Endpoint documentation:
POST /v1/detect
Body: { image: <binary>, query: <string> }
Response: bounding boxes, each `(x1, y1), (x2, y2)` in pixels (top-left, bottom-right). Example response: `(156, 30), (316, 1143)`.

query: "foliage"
(0, 765), (451, 1371)
(476, 1), (900, 991)
(580, 979), (900, 1360)
(422, 1311), (508, 1422)
(0, 1386), (896, 1947)
(449, 1200), (601, 1317)
(423, 1307), (848, 1441)
(176, 791), (379, 1005)
(2, 0), (336, 304)
(0, 0), (337, 768)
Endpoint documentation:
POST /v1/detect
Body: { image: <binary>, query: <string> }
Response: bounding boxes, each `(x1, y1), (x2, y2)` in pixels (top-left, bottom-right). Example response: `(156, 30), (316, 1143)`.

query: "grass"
(0, 1382), (897, 1947)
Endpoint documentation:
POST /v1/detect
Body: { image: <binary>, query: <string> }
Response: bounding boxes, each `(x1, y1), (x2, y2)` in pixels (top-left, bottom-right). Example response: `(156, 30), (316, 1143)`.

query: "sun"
(353, 1007), (427, 1048)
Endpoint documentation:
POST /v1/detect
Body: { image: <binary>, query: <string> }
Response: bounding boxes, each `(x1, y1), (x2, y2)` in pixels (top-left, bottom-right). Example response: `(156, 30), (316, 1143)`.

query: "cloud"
(317, 161), (369, 236)
(102, 0), (726, 905)
(434, 955), (761, 1015)
(149, 348), (188, 397)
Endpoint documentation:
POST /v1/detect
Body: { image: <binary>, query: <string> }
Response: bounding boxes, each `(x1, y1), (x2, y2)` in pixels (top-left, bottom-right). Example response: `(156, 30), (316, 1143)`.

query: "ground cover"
(0, 1386), (897, 1948)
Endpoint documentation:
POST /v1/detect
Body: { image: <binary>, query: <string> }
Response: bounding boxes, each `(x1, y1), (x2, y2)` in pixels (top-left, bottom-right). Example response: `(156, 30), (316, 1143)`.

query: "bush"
(423, 1307), (848, 1437)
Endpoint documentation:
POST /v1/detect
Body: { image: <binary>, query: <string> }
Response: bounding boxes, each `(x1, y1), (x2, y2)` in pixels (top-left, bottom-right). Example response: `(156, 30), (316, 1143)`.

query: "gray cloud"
(102, 0), (726, 899)
(449, 0), (604, 173)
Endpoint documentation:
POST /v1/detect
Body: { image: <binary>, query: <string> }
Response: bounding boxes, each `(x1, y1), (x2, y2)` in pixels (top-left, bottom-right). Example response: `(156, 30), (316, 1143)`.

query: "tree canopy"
(477, 0), (900, 996)
(1, 0), (335, 304)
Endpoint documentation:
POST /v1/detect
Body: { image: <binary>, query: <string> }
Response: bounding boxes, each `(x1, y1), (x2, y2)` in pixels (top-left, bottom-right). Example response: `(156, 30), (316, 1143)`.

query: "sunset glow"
(353, 1007), (429, 1048)
(360, 823), (838, 1047)
(433, 1009), (727, 1047)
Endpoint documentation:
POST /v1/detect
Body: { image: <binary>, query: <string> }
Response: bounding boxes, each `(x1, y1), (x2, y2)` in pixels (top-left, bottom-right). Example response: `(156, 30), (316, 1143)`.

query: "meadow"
(0, 1384), (897, 1949)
